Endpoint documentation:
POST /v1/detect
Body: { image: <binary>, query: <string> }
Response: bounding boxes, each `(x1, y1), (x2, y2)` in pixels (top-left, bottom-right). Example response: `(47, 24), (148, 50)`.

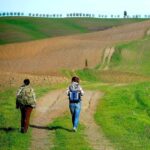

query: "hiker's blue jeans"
(69, 102), (81, 128)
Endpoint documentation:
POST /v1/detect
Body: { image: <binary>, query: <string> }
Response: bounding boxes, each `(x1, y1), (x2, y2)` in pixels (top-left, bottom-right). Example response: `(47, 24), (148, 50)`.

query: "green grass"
(0, 83), (67, 150)
(94, 82), (150, 150)
(49, 114), (92, 150)
(62, 68), (101, 83)
(110, 35), (150, 76)
(0, 17), (146, 44)
(0, 88), (31, 150)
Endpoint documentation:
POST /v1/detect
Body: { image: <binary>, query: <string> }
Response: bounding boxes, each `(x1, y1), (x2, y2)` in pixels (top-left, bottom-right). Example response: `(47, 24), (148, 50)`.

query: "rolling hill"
(0, 17), (146, 44)
(0, 20), (150, 75)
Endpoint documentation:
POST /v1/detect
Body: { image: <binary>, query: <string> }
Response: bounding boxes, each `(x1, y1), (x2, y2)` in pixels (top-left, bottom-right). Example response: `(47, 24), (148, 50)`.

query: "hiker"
(67, 76), (84, 132)
(16, 79), (36, 133)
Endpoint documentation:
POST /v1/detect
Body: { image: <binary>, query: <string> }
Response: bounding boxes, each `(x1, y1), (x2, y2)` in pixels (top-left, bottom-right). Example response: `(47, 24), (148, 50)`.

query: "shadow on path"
(0, 127), (18, 133)
(30, 124), (72, 132)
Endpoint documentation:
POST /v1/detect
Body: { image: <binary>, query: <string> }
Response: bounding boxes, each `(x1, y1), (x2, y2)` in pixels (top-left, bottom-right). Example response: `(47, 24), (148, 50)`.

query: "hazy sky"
(0, 0), (150, 16)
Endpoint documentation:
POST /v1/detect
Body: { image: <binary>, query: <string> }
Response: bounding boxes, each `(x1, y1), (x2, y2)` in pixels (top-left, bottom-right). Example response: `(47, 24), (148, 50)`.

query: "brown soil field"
(0, 71), (68, 89)
(0, 21), (150, 75)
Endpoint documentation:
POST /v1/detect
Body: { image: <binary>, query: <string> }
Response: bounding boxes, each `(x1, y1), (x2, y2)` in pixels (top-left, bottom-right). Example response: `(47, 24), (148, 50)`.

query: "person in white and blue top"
(66, 76), (84, 132)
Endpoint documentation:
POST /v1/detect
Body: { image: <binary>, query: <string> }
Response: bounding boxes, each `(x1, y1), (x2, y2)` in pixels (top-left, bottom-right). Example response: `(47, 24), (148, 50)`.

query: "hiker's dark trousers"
(20, 106), (33, 133)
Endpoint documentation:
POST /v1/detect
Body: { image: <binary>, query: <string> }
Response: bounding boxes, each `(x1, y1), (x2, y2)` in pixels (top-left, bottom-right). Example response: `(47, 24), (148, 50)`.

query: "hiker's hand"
(16, 104), (20, 109)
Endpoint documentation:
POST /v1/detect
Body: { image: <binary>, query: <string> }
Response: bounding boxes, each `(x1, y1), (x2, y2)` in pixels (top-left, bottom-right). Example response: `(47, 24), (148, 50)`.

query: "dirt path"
(29, 90), (113, 150)
(101, 47), (115, 70)
(30, 90), (68, 150)
(81, 91), (113, 150)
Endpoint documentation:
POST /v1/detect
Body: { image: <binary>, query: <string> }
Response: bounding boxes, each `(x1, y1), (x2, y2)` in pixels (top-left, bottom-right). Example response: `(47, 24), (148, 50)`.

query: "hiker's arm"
(66, 87), (70, 96)
(32, 88), (36, 102)
(16, 86), (22, 97)
(16, 87), (22, 109)
(16, 99), (20, 109)
(79, 86), (84, 96)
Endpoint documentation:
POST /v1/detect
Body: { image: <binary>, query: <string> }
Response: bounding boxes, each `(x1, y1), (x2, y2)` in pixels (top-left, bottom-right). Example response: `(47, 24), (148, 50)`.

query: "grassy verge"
(49, 114), (92, 150)
(95, 82), (150, 150)
(0, 82), (67, 150)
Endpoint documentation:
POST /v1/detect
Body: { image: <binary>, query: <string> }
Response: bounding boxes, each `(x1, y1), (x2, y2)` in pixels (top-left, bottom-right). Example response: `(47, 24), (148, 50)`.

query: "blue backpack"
(69, 87), (81, 102)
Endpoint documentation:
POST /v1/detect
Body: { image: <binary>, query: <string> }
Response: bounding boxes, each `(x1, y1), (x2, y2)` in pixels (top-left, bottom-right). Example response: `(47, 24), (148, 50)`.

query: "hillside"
(0, 17), (146, 44)
(0, 20), (150, 76)
(109, 29), (150, 76)
(0, 21), (150, 74)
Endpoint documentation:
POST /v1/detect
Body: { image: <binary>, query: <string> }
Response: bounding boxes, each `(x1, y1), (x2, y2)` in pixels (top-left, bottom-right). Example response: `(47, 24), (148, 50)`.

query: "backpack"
(68, 86), (81, 102)
(17, 85), (35, 106)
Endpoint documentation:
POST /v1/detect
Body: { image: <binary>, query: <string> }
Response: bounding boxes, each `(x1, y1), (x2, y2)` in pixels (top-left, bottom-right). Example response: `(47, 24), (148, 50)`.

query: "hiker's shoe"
(73, 127), (77, 132)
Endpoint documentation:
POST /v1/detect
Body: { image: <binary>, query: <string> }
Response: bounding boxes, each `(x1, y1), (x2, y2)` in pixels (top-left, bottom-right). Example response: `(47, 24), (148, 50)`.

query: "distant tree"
(17, 12), (20, 16)
(67, 14), (69, 17)
(92, 14), (95, 18)
(79, 13), (82, 17)
(85, 59), (88, 68)
(70, 13), (72, 17)
(53, 14), (56, 18)
(29, 13), (32, 17)
(60, 14), (62, 18)
(0, 13), (1, 17)
(43, 14), (45, 17)
(144, 15), (147, 18)
(10, 12), (13, 16)
(32, 14), (35, 17)
(76, 13), (79, 17)
(2, 13), (5, 16)
(117, 15), (120, 18)
(21, 12), (24, 16)
(6, 12), (9, 16)
(124, 11), (127, 18)
(135, 15), (138, 18)
(73, 13), (76, 17)
(111, 14), (113, 18)
(14, 12), (17, 16)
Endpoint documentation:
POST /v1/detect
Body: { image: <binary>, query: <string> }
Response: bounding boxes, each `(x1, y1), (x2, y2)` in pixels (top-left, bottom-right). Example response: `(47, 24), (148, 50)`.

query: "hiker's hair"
(24, 79), (30, 85)
(72, 76), (79, 83)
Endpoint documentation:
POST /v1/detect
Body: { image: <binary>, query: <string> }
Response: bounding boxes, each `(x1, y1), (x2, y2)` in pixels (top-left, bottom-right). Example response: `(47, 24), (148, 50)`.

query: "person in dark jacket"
(16, 79), (36, 133)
